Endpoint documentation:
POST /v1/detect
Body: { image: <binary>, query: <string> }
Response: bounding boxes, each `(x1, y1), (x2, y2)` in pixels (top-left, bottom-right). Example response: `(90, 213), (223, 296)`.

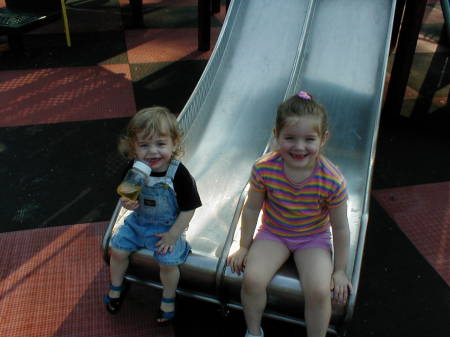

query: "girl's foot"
(156, 297), (175, 325)
(103, 283), (128, 314)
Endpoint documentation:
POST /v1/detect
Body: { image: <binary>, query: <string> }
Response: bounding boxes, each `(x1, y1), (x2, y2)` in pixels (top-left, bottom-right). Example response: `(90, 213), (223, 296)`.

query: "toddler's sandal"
(103, 282), (129, 315)
(156, 297), (175, 326)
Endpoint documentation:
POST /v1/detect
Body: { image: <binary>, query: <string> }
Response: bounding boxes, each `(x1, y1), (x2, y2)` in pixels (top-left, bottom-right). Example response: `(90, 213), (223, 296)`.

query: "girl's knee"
(305, 284), (331, 304)
(242, 273), (269, 294)
(159, 264), (179, 273)
(110, 248), (131, 261)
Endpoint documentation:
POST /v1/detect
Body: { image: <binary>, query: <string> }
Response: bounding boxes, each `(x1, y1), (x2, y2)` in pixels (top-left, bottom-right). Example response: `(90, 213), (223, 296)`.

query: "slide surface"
(103, 0), (396, 332)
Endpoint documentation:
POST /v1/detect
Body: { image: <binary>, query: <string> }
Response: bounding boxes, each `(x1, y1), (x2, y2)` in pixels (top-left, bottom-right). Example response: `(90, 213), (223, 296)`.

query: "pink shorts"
(254, 226), (332, 252)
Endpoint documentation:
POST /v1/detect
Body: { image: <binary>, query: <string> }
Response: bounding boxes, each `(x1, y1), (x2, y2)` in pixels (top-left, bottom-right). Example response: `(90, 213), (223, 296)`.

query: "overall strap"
(166, 159), (180, 180)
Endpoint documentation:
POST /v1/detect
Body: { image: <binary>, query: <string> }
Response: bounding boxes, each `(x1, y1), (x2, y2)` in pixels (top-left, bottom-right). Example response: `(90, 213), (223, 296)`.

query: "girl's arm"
(329, 202), (352, 304)
(227, 187), (265, 274)
(155, 209), (195, 254)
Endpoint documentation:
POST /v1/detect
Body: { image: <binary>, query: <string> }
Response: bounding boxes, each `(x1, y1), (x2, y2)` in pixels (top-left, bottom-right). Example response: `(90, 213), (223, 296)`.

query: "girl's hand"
(330, 270), (352, 305)
(120, 197), (139, 210)
(154, 232), (178, 255)
(226, 247), (249, 275)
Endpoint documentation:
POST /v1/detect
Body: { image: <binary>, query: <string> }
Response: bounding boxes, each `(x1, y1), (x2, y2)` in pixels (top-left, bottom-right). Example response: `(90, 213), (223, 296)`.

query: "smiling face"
(276, 116), (327, 171)
(134, 130), (176, 172)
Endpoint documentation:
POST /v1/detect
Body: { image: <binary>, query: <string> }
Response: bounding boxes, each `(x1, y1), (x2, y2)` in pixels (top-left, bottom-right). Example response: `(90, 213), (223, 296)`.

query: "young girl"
(227, 92), (352, 337)
(104, 107), (202, 325)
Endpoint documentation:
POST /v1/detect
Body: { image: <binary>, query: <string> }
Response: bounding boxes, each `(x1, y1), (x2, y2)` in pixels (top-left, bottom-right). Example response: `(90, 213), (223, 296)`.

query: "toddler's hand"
(330, 270), (352, 305)
(120, 197), (139, 210)
(226, 247), (249, 275)
(154, 231), (178, 255)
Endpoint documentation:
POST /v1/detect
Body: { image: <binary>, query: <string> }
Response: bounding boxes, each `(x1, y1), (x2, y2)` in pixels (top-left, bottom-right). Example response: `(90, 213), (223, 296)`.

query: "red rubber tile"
(125, 27), (220, 63)
(0, 65), (135, 127)
(0, 222), (174, 337)
(372, 182), (450, 286)
(118, 0), (227, 23)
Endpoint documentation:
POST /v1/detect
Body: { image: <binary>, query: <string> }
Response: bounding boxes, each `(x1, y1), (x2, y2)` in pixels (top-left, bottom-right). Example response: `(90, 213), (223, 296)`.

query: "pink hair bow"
(297, 91), (311, 100)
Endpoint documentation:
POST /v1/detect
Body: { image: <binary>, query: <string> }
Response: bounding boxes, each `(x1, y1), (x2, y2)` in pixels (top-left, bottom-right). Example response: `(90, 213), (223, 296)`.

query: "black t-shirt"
(150, 162), (202, 212)
(122, 161), (202, 212)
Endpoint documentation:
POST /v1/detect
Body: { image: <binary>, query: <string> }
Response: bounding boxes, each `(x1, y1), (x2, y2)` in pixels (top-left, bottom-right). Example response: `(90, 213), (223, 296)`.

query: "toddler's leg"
(293, 247), (333, 337)
(109, 248), (132, 298)
(242, 240), (290, 336)
(104, 248), (133, 314)
(158, 264), (179, 318)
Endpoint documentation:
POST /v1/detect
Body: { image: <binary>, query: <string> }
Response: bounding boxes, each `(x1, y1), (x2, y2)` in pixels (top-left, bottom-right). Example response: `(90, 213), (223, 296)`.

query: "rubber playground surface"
(0, 1), (448, 336)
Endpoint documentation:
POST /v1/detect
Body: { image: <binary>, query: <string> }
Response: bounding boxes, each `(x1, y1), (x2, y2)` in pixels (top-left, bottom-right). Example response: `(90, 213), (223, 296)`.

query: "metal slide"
(103, 0), (396, 334)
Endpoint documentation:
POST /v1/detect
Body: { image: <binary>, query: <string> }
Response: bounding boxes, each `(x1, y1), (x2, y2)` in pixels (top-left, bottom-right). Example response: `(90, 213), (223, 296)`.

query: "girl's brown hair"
(275, 93), (328, 138)
(118, 106), (183, 159)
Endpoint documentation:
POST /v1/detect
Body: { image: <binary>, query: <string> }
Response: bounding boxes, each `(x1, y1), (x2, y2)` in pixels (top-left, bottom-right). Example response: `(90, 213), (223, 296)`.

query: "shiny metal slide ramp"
(103, 0), (396, 334)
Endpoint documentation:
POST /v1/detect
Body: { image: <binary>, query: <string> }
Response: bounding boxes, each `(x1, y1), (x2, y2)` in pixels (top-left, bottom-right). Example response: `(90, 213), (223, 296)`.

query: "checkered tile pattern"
(0, 0), (224, 126)
(0, 1), (448, 337)
(0, 2), (226, 336)
(372, 182), (450, 286)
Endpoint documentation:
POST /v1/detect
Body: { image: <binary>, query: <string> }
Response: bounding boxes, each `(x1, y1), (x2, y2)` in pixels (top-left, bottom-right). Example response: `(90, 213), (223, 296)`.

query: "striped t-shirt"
(250, 151), (348, 237)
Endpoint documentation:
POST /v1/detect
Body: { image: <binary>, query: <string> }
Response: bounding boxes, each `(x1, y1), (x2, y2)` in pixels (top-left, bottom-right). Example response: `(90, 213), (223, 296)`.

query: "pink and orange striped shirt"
(250, 152), (348, 237)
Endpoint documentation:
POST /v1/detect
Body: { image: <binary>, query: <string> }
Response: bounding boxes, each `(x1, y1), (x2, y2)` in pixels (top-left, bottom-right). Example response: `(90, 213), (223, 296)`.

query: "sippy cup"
(116, 160), (151, 201)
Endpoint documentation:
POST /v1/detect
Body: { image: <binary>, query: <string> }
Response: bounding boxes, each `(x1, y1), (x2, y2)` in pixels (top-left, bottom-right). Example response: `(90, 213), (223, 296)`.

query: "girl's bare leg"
(242, 240), (290, 336)
(294, 247), (333, 337)
(109, 248), (132, 298)
(159, 264), (180, 315)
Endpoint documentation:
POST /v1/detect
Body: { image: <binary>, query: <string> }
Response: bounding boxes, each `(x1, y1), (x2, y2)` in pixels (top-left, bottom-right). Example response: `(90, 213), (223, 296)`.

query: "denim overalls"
(111, 159), (191, 265)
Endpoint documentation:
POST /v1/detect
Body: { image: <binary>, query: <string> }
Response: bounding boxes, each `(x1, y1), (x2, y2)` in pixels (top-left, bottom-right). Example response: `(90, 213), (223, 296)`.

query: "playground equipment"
(102, 0), (396, 334)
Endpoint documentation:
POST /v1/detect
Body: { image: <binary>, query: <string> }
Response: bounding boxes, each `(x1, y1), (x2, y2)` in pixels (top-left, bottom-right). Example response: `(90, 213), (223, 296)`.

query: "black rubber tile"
(0, 31), (129, 70)
(130, 59), (207, 112)
(0, 118), (131, 232)
(372, 113), (450, 189)
(120, 3), (223, 29)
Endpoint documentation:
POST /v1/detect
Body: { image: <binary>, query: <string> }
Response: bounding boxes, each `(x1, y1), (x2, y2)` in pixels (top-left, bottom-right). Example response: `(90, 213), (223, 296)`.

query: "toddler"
(104, 107), (202, 325)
